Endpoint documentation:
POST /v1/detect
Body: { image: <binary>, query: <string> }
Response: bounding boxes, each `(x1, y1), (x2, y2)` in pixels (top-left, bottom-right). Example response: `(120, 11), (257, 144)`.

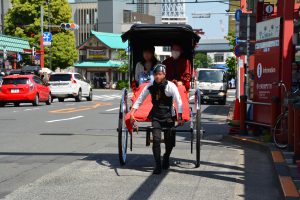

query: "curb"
(224, 135), (300, 200)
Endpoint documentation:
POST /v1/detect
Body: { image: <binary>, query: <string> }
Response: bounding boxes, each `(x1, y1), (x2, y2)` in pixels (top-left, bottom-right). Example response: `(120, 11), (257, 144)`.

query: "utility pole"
(1, 0), (4, 34)
(47, 0), (52, 70)
(245, 14), (250, 97)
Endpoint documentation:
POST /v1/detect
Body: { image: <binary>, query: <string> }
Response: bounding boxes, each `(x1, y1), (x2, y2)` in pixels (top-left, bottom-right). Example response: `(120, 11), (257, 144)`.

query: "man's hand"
(130, 113), (136, 124)
(178, 113), (184, 126)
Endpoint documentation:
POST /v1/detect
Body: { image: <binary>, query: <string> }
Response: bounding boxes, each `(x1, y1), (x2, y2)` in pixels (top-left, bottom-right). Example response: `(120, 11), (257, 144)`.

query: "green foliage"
(4, 0), (78, 70)
(116, 80), (129, 90)
(225, 56), (237, 75)
(117, 50), (128, 73)
(194, 53), (213, 68)
(224, 32), (236, 52)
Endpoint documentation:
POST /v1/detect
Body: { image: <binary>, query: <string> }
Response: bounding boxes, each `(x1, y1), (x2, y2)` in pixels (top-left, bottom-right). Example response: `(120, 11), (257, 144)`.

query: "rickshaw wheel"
(118, 89), (129, 166)
(194, 89), (202, 168)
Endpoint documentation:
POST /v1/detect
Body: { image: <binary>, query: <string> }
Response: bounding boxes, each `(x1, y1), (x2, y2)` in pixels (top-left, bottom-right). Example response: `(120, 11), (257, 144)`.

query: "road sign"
(264, 4), (274, 15)
(235, 9), (242, 22)
(43, 32), (52, 42)
(43, 41), (52, 46)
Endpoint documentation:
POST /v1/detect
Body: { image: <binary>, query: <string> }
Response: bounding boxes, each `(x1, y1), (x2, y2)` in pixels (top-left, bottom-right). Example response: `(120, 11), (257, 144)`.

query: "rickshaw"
(118, 24), (203, 168)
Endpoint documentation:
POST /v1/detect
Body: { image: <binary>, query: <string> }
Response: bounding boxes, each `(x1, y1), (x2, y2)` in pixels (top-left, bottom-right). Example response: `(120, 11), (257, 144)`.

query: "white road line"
(105, 107), (119, 112)
(45, 116), (84, 123)
(24, 108), (40, 111)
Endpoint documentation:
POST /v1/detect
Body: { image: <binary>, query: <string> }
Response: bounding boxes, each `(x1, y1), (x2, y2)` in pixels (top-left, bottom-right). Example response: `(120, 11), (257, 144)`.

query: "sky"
(68, 0), (229, 39)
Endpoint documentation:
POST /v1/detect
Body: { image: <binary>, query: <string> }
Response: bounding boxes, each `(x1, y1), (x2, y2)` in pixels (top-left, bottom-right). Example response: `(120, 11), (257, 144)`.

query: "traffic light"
(60, 23), (79, 30)
(32, 47), (36, 57)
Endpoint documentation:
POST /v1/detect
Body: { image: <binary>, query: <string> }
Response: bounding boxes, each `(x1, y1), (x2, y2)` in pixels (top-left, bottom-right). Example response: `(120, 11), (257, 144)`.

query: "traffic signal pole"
(47, 0), (52, 70)
(245, 14), (250, 97)
(40, 5), (44, 68)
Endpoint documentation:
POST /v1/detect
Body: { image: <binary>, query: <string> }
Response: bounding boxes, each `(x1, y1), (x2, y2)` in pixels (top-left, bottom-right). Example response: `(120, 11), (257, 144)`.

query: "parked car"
(0, 74), (51, 107)
(48, 72), (93, 102)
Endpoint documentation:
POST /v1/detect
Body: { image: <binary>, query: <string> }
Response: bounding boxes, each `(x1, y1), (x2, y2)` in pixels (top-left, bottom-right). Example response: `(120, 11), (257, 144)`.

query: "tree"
(4, 0), (78, 70)
(225, 56), (237, 75)
(224, 32), (236, 52)
(117, 50), (128, 73)
(194, 52), (213, 68)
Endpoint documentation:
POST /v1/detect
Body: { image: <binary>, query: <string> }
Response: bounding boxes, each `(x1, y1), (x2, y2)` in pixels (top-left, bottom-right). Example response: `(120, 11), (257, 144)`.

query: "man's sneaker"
(153, 167), (162, 175)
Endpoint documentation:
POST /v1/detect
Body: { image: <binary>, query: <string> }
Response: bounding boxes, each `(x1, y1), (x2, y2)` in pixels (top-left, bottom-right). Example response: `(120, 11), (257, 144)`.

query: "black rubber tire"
(75, 89), (82, 102)
(58, 98), (65, 102)
(46, 94), (52, 105)
(86, 90), (93, 101)
(118, 89), (128, 166)
(14, 102), (20, 107)
(219, 98), (226, 105)
(0, 102), (5, 107)
(32, 95), (39, 106)
(195, 109), (201, 168)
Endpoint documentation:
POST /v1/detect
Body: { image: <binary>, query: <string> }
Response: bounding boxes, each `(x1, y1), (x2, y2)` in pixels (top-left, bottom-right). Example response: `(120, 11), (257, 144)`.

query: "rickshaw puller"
(130, 64), (183, 175)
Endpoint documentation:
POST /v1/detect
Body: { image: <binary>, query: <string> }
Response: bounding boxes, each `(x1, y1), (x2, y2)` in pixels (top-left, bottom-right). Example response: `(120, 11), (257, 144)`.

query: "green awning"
(90, 30), (128, 49)
(74, 60), (124, 68)
(0, 34), (30, 53)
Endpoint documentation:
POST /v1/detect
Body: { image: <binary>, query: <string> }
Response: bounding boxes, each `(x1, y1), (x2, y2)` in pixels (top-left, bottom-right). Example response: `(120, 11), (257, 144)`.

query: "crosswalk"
(93, 93), (132, 101)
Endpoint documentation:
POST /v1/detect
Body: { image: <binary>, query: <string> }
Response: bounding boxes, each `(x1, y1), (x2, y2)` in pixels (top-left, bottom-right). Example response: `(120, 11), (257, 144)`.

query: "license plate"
(203, 96), (209, 100)
(11, 89), (19, 93)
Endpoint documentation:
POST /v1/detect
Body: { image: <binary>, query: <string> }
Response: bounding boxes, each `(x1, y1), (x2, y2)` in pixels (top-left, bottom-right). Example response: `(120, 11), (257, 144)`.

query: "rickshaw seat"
(125, 82), (190, 133)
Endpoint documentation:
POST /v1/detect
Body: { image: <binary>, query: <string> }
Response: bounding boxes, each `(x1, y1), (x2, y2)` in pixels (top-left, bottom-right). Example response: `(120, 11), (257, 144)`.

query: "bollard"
(288, 99), (297, 151)
(293, 103), (300, 162)
(240, 95), (247, 135)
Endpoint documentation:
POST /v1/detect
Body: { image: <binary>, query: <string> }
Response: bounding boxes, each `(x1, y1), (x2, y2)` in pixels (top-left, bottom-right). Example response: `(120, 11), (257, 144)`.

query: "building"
(75, 30), (128, 87)
(70, 2), (98, 46)
(0, 34), (30, 70)
(97, 0), (160, 34)
(0, 1), (12, 34)
(162, 0), (187, 24)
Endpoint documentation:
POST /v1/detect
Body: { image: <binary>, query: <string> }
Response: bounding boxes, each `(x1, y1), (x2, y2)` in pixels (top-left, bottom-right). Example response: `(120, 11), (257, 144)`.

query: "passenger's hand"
(130, 113), (136, 124)
(178, 113), (184, 126)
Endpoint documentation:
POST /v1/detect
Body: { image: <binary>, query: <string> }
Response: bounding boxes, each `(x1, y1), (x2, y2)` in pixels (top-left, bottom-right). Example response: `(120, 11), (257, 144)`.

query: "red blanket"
(125, 83), (190, 133)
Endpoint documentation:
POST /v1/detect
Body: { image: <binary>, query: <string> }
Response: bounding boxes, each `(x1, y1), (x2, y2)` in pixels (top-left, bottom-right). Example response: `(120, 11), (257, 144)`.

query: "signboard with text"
(256, 17), (280, 41)
(87, 49), (109, 60)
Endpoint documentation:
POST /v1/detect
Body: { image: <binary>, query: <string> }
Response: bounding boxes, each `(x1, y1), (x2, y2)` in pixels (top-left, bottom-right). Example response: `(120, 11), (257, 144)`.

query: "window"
(2, 78), (29, 85)
(214, 54), (224, 63)
(49, 74), (72, 81)
(33, 77), (43, 84)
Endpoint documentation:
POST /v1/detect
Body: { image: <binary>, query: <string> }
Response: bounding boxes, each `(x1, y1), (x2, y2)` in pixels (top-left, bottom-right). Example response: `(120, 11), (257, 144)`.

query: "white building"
(162, 0), (187, 24)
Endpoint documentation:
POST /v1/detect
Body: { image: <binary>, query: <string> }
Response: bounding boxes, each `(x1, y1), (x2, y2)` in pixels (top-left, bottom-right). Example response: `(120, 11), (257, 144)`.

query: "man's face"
(154, 72), (166, 83)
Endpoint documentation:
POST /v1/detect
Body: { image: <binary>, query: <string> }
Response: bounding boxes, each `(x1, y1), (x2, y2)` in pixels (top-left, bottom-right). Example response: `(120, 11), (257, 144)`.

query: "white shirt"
(132, 81), (183, 114)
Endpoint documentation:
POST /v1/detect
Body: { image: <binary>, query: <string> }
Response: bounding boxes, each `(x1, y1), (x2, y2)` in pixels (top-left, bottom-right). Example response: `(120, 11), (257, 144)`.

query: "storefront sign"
(87, 49), (108, 60)
(253, 44), (280, 124)
(256, 17), (281, 41)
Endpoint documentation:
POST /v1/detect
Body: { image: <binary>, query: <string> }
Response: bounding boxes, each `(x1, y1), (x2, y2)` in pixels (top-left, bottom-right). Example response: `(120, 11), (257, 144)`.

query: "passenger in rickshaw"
(135, 46), (158, 85)
(130, 64), (184, 175)
(163, 44), (192, 91)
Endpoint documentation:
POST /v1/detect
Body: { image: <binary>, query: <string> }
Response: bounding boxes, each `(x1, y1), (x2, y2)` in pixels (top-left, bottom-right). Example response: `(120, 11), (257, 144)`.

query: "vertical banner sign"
(253, 17), (281, 124)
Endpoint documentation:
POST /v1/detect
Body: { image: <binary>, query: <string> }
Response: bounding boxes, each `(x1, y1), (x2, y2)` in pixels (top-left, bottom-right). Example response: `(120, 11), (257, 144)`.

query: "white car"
(49, 73), (92, 102)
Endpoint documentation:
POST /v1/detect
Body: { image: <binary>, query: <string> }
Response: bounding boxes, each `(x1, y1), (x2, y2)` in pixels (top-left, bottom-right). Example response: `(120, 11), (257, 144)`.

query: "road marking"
(45, 116), (84, 123)
(24, 108), (40, 111)
(49, 102), (112, 114)
(106, 107), (119, 112)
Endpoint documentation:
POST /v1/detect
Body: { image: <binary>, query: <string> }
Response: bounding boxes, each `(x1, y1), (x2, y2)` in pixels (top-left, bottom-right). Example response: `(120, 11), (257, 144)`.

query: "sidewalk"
(3, 134), (282, 200)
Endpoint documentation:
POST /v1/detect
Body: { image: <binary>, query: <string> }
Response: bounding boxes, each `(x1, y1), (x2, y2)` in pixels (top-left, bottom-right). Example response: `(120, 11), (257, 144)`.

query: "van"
(196, 68), (228, 105)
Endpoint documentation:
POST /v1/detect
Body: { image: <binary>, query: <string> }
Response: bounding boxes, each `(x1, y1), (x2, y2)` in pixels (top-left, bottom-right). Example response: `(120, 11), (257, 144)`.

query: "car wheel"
(32, 94), (39, 106)
(14, 102), (20, 107)
(58, 98), (65, 102)
(219, 98), (226, 105)
(46, 94), (52, 105)
(0, 102), (6, 107)
(86, 90), (93, 101)
(75, 89), (82, 102)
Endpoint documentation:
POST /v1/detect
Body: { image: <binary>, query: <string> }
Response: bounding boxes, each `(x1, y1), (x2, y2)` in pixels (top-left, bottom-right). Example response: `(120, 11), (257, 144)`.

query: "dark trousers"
(152, 120), (175, 167)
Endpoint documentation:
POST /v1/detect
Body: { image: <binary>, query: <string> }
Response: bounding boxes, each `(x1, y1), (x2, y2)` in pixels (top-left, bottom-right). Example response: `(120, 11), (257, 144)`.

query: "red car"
(0, 74), (51, 107)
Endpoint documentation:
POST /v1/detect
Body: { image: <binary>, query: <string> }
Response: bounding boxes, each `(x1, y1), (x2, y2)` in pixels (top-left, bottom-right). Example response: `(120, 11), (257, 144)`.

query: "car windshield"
(2, 78), (29, 85)
(198, 70), (224, 83)
(49, 74), (72, 81)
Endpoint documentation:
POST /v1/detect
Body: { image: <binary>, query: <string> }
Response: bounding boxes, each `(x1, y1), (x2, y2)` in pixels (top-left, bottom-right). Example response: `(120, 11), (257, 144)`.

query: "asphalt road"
(0, 89), (282, 200)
